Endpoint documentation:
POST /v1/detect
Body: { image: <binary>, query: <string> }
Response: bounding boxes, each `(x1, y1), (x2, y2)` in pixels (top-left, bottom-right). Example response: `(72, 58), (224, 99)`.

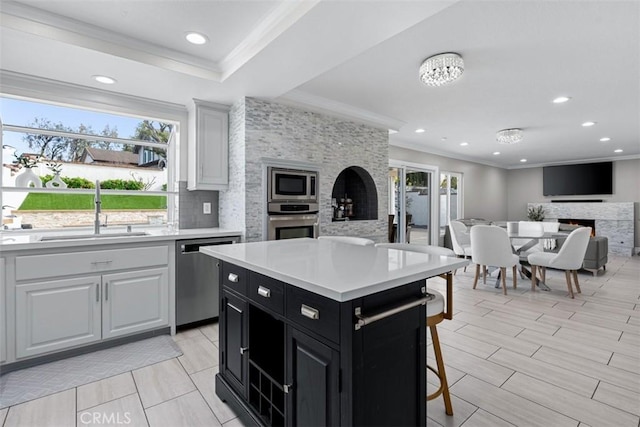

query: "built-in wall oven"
(267, 166), (319, 240)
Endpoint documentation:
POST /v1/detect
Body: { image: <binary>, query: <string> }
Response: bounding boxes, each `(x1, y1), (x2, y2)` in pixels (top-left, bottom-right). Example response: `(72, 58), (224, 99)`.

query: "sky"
(1, 96), (142, 162)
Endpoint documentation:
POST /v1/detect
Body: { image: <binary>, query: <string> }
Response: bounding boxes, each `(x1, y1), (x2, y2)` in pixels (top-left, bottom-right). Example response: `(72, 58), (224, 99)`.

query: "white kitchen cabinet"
(1, 258), (6, 363)
(13, 244), (170, 359)
(187, 99), (229, 191)
(102, 267), (168, 339)
(16, 276), (102, 358)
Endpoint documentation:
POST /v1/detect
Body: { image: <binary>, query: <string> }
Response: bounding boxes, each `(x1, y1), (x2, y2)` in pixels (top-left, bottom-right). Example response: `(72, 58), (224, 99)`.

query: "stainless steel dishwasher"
(176, 236), (240, 327)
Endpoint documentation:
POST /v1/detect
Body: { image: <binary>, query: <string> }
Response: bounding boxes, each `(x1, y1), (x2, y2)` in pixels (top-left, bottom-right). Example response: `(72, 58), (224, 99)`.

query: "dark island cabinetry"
(215, 261), (426, 427)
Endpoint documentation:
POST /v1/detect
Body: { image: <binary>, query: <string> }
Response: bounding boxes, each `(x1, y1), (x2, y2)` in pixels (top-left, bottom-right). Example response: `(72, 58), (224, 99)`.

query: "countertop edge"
(201, 246), (469, 302)
(0, 228), (242, 252)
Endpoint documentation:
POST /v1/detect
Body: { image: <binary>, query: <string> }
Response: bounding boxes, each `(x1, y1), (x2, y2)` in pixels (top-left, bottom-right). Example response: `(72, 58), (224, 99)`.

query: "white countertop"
(0, 227), (242, 251)
(201, 238), (469, 302)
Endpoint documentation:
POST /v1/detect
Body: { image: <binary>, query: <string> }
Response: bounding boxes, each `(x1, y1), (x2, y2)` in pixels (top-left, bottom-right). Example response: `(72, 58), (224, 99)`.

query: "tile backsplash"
(178, 181), (219, 229)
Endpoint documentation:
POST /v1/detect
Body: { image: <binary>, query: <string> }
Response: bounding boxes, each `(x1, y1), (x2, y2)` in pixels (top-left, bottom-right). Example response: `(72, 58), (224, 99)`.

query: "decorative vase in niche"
(15, 168), (42, 188)
(45, 173), (67, 188)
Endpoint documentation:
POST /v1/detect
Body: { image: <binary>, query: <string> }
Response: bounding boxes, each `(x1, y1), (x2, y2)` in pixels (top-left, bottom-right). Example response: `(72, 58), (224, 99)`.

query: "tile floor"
(427, 254), (640, 427)
(1, 255), (638, 426)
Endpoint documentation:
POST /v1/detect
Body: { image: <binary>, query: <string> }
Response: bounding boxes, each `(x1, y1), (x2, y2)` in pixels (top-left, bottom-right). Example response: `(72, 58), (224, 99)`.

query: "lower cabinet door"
(16, 276), (102, 358)
(286, 326), (339, 427)
(221, 289), (248, 396)
(102, 268), (169, 339)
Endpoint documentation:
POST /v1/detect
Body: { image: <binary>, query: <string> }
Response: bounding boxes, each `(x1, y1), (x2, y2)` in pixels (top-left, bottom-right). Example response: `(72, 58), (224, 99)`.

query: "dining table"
(489, 230), (569, 291)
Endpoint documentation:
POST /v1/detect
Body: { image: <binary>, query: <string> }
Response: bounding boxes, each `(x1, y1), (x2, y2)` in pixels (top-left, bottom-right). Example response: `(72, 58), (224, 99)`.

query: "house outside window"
(1, 96), (178, 231)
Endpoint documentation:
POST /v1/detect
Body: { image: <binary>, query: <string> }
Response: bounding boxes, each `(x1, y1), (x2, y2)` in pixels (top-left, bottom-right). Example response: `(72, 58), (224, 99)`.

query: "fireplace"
(558, 219), (596, 236)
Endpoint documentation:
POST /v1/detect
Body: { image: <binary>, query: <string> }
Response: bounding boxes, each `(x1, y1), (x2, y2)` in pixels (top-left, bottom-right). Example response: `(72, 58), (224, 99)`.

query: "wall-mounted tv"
(543, 162), (613, 196)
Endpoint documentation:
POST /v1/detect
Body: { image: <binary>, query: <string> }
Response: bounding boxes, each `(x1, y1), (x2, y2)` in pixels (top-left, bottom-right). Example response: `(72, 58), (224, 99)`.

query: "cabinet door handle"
(96, 284), (100, 302)
(240, 347), (249, 355)
(283, 384), (293, 394)
(257, 286), (271, 298)
(227, 302), (242, 313)
(227, 273), (239, 283)
(300, 304), (319, 320)
(105, 282), (109, 300)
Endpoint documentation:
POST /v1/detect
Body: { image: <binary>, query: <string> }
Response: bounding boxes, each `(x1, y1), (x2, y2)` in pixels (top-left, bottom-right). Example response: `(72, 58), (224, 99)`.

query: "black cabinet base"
(215, 374), (264, 427)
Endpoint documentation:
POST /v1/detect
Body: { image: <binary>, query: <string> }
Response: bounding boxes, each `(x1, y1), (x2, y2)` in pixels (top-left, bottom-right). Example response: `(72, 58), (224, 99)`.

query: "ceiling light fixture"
(419, 53), (464, 87)
(415, 128), (425, 133)
(496, 128), (523, 144)
(185, 32), (208, 45)
(520, 159), (527, 163)
(599, 137), (611, 142)
(614, 149), (623, 153)
(493, 151), (500, 155)
(92, 75), (116, 84)
(553, 96), (571, 104)
(460, 142), (469, 146)
(582, 121), (596, 127)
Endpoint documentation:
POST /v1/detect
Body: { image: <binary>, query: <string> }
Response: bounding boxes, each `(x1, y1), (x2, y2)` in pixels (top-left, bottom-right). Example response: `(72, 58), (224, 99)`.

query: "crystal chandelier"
(419, 53), (464, 87)
(496, 128), (524, 144)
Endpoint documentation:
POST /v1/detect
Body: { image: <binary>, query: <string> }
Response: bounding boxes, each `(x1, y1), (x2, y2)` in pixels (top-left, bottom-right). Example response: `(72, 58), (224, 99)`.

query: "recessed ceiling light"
(520, 158), (527, 163)
(92, 75), (116, 84)
(441, 137), (447, 141)
(582, 121), (596, 127)
(460, 142), (469, 146)
(185, 32), (208, 45)
(614, 149), (623, 153)
(415, 128), (425, 133)
(599, 137), (611, 142)
(492, 151), (500, 155)
(552, 96), (571, 104)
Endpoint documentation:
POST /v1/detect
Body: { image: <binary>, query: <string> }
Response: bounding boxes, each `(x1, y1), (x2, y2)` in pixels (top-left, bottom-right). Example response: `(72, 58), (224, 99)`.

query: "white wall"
(506, 158), (640, 248)
(389, 146), (509, 221)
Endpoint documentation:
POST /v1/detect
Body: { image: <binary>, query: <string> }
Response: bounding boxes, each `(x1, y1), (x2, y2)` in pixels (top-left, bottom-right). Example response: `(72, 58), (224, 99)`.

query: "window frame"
(0, 72), (185, 232)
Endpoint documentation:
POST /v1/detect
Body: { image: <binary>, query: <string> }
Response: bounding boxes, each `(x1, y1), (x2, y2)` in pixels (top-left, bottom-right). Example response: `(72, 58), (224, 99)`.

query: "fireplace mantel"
(528, 202), (634, 256)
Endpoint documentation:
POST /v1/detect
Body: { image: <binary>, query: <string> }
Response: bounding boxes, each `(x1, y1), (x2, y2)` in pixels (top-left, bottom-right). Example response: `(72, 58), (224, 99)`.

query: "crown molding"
(220, 0), (321, 81)
(0, 70), (187, 121)
(279, 89), (405, 131)
(0, 2), (222, 81)
(389, 138), (506, 169)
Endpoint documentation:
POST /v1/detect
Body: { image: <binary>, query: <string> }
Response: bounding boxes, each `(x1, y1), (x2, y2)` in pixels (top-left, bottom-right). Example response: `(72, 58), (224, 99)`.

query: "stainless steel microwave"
(268, 167), (318, 203)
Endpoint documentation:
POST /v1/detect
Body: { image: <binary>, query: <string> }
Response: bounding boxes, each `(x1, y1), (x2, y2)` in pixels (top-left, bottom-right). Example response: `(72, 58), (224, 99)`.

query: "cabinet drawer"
(248, 272), (284, 315)
(16, 246), (169, 281)
(222, 262), (248, 295)
(286, 286), (339, 344)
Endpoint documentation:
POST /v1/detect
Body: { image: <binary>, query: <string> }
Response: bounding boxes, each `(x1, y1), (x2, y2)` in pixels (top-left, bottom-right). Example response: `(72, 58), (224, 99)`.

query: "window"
(1, 96), (178, 231)
(439, 172), (463, 236)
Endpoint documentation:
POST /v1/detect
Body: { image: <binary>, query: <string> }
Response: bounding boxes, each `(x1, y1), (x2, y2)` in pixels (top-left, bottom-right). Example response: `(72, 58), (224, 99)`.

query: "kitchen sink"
(39, 232), (149, 241)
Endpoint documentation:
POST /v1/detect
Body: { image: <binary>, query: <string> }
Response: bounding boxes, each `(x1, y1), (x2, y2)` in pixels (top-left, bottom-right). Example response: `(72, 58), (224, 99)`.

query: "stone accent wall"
(530, 202), (634, 256)
(220, 97), (388, 242)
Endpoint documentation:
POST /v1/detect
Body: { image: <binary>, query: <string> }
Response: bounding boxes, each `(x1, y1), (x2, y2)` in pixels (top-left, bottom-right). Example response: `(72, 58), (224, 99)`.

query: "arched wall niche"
(331, 166), (378, 221)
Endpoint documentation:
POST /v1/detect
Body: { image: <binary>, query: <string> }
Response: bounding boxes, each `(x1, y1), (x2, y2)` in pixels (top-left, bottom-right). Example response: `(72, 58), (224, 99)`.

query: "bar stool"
(375, 243), (454, 415)
(426, 287), (453, 415)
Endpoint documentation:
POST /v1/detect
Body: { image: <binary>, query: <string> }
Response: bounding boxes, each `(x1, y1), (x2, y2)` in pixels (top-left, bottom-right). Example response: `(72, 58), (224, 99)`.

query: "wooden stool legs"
(427, 322), (453, 415)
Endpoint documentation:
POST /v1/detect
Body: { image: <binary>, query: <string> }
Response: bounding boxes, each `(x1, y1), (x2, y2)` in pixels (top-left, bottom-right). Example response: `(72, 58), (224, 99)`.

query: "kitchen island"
(201, 238), (468, 426)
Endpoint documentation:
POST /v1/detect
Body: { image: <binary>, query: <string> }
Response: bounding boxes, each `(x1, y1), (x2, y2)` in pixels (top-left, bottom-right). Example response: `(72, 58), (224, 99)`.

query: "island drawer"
(286, 286), (339, 343)
(249, 272), (284, 315)
(222, 262), (248, 295)
(15, 246), (168, 281)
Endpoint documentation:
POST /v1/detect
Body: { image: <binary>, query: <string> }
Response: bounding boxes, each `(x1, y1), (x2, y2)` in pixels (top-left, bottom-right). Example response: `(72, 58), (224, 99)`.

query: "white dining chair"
(528, 227), (591, 298)
(317, 236), (375, 246)
(375, 242), (454, 415)
(470, 225), (520, 295)
(448, 220), (472, 271)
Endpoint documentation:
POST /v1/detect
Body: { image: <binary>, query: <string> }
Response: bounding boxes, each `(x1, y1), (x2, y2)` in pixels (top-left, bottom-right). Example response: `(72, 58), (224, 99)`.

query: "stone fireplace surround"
(528, 202), (634, 256)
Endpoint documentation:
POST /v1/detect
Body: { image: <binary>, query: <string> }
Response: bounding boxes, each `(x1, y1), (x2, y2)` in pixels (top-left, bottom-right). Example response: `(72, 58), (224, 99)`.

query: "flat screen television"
(543, 162), (613, 196)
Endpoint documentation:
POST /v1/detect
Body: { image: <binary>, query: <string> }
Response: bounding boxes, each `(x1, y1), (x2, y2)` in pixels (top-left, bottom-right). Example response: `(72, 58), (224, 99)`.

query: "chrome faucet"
(94, 180), (101, 234)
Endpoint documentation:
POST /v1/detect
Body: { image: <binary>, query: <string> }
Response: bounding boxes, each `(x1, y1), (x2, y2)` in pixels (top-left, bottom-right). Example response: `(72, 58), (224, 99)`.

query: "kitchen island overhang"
(201, 238), (469, 426)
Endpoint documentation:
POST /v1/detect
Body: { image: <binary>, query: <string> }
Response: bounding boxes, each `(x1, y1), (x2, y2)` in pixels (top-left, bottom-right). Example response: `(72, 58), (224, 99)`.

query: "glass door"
(439, 172), (463, 239)
(388, 162), (439, 245)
